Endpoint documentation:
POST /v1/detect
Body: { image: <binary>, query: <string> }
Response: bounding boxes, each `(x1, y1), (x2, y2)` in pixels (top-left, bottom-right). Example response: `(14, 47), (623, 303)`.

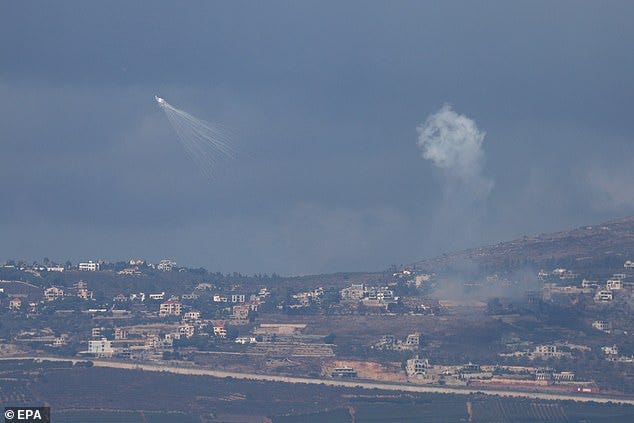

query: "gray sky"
(1, 1), (633, 274)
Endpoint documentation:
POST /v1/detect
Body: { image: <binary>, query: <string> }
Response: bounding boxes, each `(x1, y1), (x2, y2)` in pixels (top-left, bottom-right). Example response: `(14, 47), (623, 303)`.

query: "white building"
(157, 259), (176, 271)
(606, 279), (623, 290)
(602, 345), (619, 356)
(148, 292), (165, 300)
(594, 290), (613, 302)
(581, 279), (599, 289)
(46, 266), (65, 272)
(183, 311), (201, 321)
(88, 338), (114, 357)
(179, 324), (195, 338)
(235, 336), (257, 344)
(340, 284), (365, 301)
(159, 299), (182, 317)
(79, 261), (99, 271)
(624, 260), (634, 269)
(9, 297), (22, 310)
(592, 320), (611, 333)
(231, 294), (246, 303)
(43, 286), (64, 302)
(213, 325), (227, 338)
(533, 345), (559, 358)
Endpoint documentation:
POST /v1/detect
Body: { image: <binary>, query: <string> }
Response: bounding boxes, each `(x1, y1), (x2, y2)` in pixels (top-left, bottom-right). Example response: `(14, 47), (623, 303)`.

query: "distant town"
(1, 252), (633, 400)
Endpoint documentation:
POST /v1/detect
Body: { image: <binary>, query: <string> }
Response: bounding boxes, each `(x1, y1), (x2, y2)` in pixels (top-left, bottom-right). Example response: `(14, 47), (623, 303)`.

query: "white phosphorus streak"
(156, 96), (235, 178)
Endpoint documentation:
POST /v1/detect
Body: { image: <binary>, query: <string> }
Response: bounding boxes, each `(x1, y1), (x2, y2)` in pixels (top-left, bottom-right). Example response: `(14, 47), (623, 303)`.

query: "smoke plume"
(416, 104), (493, 253)
(417, 104), (491, 193)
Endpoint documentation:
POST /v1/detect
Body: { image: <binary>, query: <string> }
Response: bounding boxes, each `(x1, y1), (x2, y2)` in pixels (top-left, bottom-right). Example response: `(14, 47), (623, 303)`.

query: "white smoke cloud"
(417, 104), (492, 197)
(416, 104), (494, 254)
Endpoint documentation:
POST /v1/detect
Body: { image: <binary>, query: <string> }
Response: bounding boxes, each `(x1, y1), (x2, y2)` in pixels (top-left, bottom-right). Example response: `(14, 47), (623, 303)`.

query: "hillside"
(413, 215), (634, 274)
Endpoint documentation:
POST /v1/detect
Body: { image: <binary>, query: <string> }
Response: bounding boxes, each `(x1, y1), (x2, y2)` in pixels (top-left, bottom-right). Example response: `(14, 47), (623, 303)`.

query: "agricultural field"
(1, 361), (632, 422)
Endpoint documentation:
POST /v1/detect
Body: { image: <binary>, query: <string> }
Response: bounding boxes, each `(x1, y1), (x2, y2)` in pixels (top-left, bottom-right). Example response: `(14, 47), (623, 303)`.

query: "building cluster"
(499, 341), (591, 361)
(401, 357), (584, 391)
(538, 268), (579, 281)
(540, 263), (633, 305)
(288, 287), (325, 309)
(374, 332), (421, 351)
(12, 328), (69, 348)
(584, 272), (629, 303)
(6, 281), (94, 312)
(211, 288), (268, 319)
(601, 344), (634, 363)
(0, 257), (185, 275)
(340, 283), (398, 308)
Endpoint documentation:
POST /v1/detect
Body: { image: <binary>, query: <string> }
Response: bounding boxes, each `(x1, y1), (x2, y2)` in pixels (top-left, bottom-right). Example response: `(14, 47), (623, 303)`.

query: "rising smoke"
(155, 96), (236, 178)
(417, 104), (492, 197)
(416, 104), (493, 254)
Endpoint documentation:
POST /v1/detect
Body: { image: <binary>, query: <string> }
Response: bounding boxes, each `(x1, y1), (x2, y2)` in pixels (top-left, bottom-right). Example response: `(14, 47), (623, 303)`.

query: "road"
(4, 356), (634, 405)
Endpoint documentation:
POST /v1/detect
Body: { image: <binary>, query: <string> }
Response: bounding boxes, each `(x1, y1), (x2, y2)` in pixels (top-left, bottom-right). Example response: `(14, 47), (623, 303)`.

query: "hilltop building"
(79, 261), (99, 271)
(157, 259), (176, 271)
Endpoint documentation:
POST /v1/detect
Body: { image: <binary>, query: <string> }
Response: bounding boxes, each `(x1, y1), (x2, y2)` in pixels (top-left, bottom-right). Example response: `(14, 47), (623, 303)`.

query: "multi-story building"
(79, 261), (99, 271)
(232, 304), (250, 319)
(340, 284), (365, 301)
(88, 338), (114, 357)
(533, 345), (561, 359)
(43, 286), (64, 302)
(331, 367), (357, 378)
(595, 290), (613, 302)
(183, 311), (201, 322)
(114, 327), (128, 340)
(213, 324), (227, 338)
(9, 297), (22, 310)
(231, 294), (246, 303)
(179, 325), (195, 338)
(606, 279), (623, 290)
(404, 332), (421, 348)
(406, 355), (431, 376)
(592, 320), (611, 333)
(159, 299), (182, 317)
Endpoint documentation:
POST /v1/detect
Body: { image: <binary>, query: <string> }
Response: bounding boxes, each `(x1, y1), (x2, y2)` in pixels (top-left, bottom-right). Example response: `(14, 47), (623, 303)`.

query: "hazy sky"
(1, 2), (633, 274)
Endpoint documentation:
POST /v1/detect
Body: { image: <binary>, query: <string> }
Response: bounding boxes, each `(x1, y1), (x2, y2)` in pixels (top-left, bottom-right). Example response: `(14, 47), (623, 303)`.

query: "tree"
(324, 333), (336, 344)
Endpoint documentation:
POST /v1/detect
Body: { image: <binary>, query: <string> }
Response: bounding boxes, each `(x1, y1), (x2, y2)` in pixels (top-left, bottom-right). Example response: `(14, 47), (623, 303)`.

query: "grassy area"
(2, 362), (633, 422)
(53, 410), (199, 423)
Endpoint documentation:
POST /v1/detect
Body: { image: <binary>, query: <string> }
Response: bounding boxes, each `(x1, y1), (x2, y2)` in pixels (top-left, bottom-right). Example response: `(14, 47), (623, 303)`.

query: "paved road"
(4, 356), (634, 405)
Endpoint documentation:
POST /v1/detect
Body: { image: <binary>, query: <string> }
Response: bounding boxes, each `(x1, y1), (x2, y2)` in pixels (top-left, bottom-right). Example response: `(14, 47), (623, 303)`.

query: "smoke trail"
(417, 104), (492, 197)
(155, 96), (236, 178)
